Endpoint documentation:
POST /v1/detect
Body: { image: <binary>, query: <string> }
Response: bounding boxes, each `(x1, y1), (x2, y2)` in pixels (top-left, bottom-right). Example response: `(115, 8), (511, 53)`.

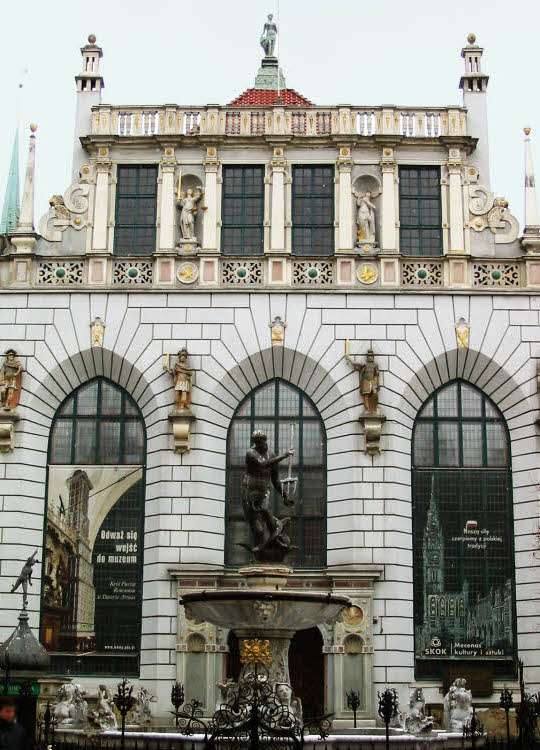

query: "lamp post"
(345, 689), (361, 728)
(378, 688), (398, 750)
(113, 678), (135, 750)
(170, 682), (185, 727)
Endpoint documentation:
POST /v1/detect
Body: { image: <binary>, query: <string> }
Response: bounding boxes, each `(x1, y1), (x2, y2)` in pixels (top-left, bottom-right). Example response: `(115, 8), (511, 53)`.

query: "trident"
(281, 424), (298, 505)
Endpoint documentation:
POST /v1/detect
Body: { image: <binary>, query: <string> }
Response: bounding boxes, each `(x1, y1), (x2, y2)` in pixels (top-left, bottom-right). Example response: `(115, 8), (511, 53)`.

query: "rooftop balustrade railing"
(91, 104), (467, 138)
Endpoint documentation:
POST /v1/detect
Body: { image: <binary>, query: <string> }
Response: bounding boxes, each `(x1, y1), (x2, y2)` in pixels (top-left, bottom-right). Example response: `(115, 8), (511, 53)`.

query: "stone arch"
(23, 345), (166, 440)
(391, 347), (534, 451)
(204, 344), (357, 427)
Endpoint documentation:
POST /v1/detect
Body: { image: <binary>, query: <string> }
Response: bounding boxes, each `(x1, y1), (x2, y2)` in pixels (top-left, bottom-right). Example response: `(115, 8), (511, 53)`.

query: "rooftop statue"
(239, 429), (296, 563)
(260, 13), (278, 58)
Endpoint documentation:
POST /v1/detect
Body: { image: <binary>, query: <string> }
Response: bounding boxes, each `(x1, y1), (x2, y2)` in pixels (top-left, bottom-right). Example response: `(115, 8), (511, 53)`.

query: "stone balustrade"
(90, 105), (468, 139)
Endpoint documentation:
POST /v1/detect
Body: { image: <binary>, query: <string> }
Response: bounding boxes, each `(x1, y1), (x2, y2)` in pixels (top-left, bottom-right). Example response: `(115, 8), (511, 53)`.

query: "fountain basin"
(180, 590), (351, 631)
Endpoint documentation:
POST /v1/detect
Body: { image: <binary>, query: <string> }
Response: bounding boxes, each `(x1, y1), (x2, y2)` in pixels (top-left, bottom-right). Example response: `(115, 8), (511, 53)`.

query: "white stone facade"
(0, 27), (539, 724)
(0, 289), (538, 716)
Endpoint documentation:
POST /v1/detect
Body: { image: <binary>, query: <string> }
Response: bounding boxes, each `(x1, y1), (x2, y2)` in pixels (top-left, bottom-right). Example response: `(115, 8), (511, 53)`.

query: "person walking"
(0, 697), (31, 750)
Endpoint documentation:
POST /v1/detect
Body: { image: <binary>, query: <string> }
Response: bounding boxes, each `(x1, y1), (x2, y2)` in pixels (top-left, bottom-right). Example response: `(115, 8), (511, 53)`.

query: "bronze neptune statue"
(239, 429), (296, 564)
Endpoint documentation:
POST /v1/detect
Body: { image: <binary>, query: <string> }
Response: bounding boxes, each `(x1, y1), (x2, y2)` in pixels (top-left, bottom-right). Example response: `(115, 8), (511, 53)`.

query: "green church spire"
(0, 131), (20, 234)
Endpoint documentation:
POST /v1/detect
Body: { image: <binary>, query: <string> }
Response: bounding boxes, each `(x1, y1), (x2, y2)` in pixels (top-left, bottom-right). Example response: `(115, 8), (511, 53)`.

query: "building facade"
(0, 25), (538, 725)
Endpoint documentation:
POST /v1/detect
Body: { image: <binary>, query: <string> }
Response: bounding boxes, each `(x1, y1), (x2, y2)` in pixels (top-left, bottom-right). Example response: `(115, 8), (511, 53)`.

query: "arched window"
(42, 378), (146, 676)
(412, 380), (515, 679)
(50, 378), (144, 465)
(226, 379), (326, 567)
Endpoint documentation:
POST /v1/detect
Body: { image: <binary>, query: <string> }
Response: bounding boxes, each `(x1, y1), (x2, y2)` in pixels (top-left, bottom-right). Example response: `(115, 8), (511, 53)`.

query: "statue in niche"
(164, 348), (193, 410)
(260, 14), (278, 57)
(177, 187), (204, 242)
(403, 688), (434, 735)
(345, 344), (379, 413)
(239, 430), (295, 563)
(353, 188), (380, 244)
(10, 550), (39, 609)
(1, 349), (23, 410)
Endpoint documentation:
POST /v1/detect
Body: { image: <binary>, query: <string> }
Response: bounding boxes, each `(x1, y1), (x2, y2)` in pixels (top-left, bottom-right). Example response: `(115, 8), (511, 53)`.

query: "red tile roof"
(228, 88), (313, 107)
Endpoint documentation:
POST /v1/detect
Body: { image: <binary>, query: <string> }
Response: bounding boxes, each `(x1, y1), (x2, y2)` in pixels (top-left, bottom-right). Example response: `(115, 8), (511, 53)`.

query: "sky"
(1, 0), (539, 229)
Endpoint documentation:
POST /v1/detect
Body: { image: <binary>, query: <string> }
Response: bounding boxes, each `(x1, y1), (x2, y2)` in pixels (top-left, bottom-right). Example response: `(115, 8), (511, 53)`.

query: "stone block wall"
(0, 289), (538, 715)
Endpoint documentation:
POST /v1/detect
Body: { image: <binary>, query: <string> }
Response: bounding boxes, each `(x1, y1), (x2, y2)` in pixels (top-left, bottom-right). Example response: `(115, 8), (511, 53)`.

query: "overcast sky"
(1, 0), (539, 229)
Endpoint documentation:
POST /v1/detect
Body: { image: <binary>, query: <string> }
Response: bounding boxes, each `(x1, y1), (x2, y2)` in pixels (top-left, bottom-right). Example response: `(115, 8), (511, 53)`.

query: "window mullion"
(95, 379), (102, 464)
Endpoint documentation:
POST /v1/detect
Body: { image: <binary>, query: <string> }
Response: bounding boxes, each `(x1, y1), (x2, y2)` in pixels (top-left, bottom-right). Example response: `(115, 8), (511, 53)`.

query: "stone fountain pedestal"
(180, 564), (351, 709)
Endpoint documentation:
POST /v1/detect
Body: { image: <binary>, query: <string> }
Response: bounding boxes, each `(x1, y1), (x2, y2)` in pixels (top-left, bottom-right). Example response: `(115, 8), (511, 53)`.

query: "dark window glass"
(50, 379), (144, 465)
(221, 166), (264, 255)
(399, 166), (442, 256)
(412, 380), (515, 679)
(292, 166), (334, 256)
(114, 165), (158, 255)
(226, 379), (326, 567)
(44, 380), (145, 677)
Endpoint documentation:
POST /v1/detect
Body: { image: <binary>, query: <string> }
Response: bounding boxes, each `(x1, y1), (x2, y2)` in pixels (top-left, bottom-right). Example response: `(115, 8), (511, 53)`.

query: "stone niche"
(169, 565), (382, 726)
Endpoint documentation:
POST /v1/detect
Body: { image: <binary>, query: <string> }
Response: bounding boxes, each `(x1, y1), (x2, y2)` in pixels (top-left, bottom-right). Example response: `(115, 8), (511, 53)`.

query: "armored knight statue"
(10, 550), (39, 609)
(177, 187), (204, 242)
(164, 348), (193, 409)
(260, 13), (278, 57)
(345, 346), (380, 413)
(239, 430), (294, 563)
(1, 349), (23, 410)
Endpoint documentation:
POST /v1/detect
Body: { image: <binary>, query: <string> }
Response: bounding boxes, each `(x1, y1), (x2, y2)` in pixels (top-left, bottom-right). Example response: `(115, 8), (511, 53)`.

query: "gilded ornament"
(99, 148), (107, 156)
(358, 264), (378, 285)
(177, 262), (199, 284)
(270, 315), (286, 346)
(455, 318), (470, 349)
(344, 605), (364, 628)
(90, 316), (105, 348)
(240, 638), (272, 666)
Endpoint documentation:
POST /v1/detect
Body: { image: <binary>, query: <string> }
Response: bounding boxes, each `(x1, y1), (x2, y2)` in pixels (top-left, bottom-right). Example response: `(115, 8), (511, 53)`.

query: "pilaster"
(202, 147), (220, 253)
(269, 147), (286, 253)
(158, 147), (177, 253)
(379, 146), (398, 253)
(337, 146), (354, 253)
(91, 145), (112, 253)
(447, 148), (466, 254)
